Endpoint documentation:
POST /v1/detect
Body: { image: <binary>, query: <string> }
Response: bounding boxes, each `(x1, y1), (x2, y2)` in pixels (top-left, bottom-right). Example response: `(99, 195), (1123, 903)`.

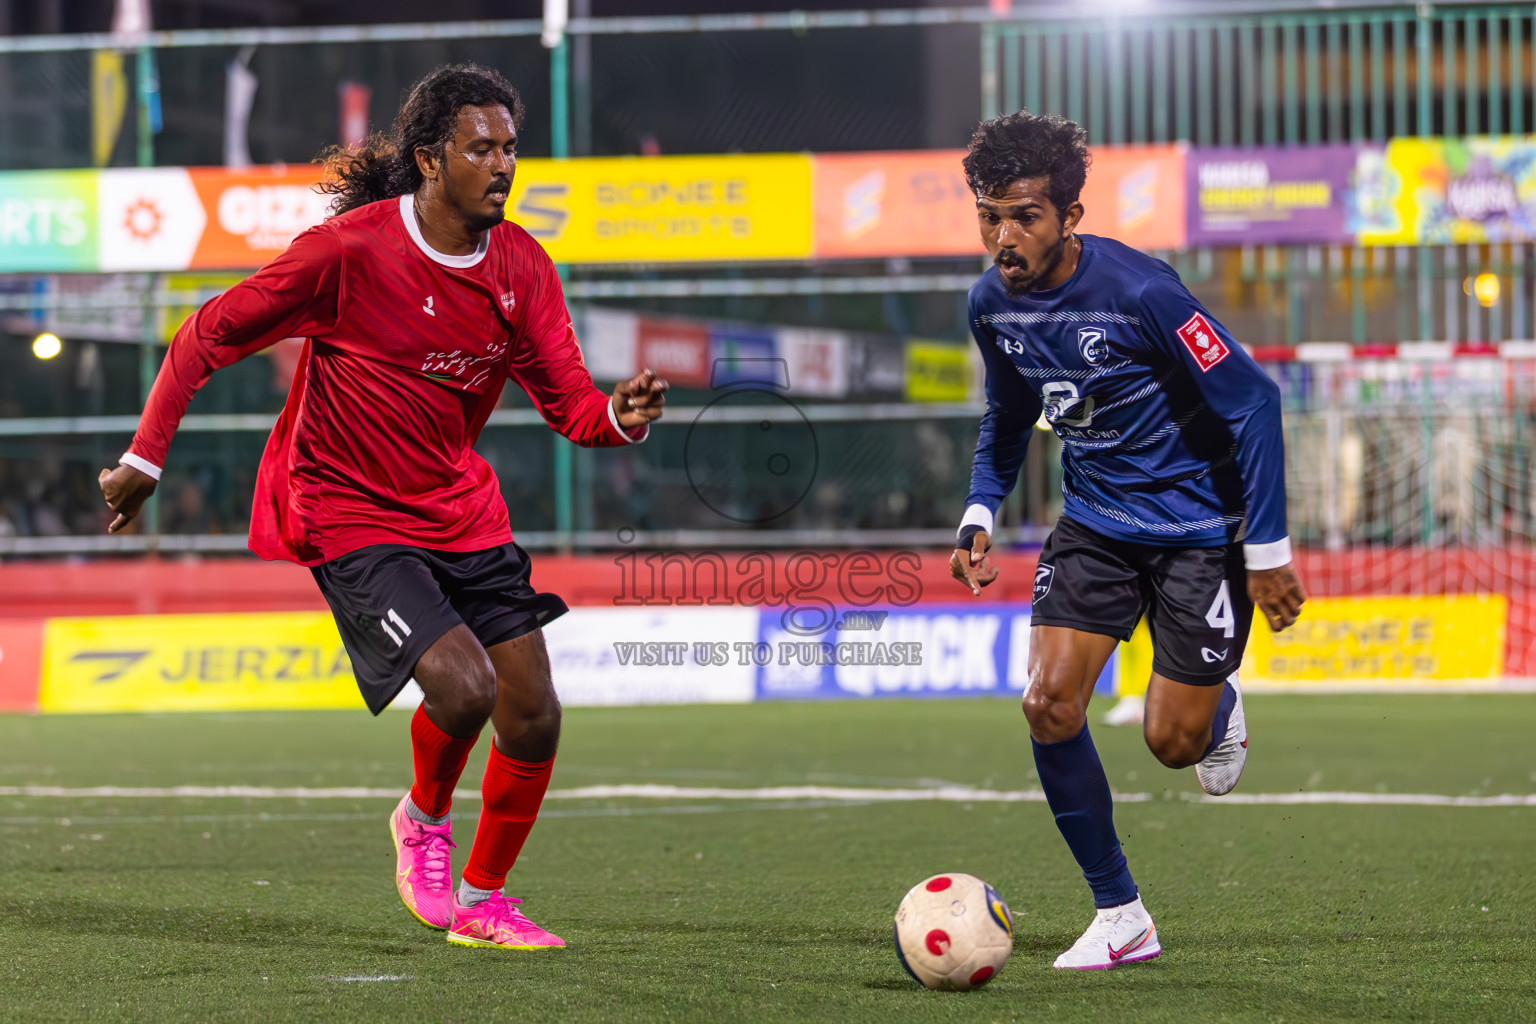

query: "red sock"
(408, 705), (480, 818)
(461, 743), (554, 891)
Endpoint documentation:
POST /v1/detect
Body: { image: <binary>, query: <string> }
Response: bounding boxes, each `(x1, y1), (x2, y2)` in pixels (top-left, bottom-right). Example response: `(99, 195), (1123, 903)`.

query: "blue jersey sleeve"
(962, 294), (1043, 534)
(1136, 275), (1290, 567)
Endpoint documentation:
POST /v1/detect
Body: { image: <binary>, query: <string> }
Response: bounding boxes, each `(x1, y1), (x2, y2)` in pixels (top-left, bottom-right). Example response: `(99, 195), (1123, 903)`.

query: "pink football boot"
(447, 892), (565, 949)
(388, 794), (457, 930)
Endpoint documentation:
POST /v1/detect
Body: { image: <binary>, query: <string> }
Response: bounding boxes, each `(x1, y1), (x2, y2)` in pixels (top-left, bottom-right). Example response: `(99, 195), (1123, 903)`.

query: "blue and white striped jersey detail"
(964, 234), (1288, 552)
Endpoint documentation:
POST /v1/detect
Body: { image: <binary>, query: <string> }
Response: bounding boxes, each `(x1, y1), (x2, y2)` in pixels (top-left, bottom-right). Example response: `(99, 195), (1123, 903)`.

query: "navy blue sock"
(1032, 723), (1138, 909)
(1200, 678), (1238, 761)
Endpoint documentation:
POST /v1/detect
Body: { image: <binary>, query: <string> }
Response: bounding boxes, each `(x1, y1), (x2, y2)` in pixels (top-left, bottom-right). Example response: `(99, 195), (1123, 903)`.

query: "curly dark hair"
(961, 111), (1091, 219)
(317, 63), (526, 217)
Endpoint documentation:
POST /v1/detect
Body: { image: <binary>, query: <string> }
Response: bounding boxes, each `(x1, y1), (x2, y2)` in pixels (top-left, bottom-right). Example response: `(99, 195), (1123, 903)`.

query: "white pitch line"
(1, 783), (1534, 807)
(0, 785), (410, 799)
(1187, 791), (1536, 807)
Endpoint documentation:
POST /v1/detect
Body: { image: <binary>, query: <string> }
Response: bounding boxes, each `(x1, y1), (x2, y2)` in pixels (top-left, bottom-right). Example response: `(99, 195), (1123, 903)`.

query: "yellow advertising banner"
(40, 612), (365, 713)
(508, 154), (814, 264)
(1242, 595), (1506, 687)
(1358, 137), (1536, 246)
(904, 340), (974, 403)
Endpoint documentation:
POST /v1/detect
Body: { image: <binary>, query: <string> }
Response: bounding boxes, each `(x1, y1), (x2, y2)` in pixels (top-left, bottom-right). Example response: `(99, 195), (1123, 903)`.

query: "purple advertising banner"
(1188, 145), (1359, 245)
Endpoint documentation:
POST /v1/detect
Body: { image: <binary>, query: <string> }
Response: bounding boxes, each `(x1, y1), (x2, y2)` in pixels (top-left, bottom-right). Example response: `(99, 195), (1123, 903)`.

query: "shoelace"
(401, 828), (457, 886)
(1072, 909), (1130, 951)
(477, 893), (536, 929)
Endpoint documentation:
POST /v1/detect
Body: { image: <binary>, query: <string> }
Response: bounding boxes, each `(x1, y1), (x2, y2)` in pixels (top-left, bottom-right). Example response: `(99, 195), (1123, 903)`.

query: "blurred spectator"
(161, 478), (218, 535)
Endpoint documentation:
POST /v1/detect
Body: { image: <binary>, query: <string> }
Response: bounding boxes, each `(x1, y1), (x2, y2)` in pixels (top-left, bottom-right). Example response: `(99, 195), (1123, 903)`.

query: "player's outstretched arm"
(97, 226), (343, 534)
(1249, 563), (1306, 632)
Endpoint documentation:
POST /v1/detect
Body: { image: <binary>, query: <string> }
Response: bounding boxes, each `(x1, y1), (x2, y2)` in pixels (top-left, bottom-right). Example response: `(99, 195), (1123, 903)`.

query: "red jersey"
(127, 194), (645, 566)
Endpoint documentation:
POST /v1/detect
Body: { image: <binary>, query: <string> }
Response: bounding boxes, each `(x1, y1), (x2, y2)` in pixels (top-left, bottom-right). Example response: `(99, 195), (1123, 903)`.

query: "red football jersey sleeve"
(128, 226), (343, 468)
(127, 195), (643, 566)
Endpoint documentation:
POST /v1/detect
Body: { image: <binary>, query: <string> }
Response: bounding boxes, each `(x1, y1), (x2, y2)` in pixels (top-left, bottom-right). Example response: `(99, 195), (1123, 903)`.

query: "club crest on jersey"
(1077, 327), (1108, 365)
(1176, 312), (1230, 372)
(500, 291), (516, 311)
(1033, 563), (1054, 602)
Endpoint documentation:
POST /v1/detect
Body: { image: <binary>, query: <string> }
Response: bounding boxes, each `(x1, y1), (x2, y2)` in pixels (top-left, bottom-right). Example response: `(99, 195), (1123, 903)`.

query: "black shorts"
(1030, 516), (1253, 685)
(311, 542), (569, 714)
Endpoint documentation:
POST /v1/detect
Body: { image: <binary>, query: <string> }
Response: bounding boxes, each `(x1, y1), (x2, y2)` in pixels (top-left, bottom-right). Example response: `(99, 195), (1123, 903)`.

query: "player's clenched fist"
(97, 463), (158, 534)
(612, 368), (669, 429)
(1248, 564), (1306, 632)
(950, 527), (999, 596)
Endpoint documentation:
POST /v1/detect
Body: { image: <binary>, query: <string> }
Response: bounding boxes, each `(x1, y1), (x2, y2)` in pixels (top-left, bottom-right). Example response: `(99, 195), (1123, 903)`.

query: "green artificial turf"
(0, 695), (1531, 1023)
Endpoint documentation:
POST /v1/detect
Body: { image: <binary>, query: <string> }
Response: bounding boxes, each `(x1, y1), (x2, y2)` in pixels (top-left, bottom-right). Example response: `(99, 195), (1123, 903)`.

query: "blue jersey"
(963, 234), (1290, 567)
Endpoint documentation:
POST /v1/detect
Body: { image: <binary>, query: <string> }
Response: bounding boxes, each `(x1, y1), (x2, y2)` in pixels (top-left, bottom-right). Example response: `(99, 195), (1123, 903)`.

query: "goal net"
(1275, 351), (1534, 682)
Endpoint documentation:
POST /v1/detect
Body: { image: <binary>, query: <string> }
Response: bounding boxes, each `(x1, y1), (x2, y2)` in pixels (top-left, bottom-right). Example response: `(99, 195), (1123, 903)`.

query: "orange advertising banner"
(187, 166), (330, 270)
(811, 145), (1187, 259)
(1074, 145), (1187, 251)
(813, 150), (979, 259)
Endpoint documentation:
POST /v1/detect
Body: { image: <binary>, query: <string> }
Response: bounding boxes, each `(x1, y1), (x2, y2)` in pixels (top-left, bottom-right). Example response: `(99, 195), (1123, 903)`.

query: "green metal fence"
(985, 3), (1536, 347)
(985, 4), (1536, 143)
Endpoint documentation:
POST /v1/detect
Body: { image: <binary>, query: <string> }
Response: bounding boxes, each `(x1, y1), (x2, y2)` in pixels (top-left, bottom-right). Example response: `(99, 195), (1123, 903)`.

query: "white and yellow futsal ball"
(893, 872), (1013, 990)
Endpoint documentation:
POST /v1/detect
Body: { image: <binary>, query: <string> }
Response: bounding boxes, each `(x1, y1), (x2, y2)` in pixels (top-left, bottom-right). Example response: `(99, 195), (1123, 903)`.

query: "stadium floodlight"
(542, 0), (568, 48)
(32, 333), (62, 360)
(1474, 272), (1501, 309)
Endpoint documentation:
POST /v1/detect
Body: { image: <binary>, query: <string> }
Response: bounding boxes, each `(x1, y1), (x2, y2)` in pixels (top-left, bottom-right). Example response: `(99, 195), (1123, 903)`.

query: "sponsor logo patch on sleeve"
(1175, 312), (1230, 372)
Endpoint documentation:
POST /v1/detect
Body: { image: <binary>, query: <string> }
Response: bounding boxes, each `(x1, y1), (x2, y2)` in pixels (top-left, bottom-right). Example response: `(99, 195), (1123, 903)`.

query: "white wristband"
(119, 452), (163, 481)
(607, 396), (648, 444)
(1243, 536), (1292, 571)
(958, 503), (995, 538)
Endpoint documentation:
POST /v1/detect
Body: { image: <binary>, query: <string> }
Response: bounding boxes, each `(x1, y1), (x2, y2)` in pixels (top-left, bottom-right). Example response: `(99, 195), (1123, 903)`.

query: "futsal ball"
(893, 873), (1013, 991)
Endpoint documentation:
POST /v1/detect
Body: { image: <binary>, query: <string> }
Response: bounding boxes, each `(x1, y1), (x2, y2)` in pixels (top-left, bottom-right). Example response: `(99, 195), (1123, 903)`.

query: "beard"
(462, 204), (506, 234)
(996, 233), (1067, 298)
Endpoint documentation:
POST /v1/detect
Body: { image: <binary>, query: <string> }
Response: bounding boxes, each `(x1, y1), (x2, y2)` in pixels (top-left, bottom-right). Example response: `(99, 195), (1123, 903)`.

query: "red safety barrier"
(0, 546), (1530, 675)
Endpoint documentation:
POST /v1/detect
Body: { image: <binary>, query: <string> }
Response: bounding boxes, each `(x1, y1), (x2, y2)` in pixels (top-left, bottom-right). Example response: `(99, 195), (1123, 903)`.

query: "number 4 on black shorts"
(1030, 516), (1253, 686)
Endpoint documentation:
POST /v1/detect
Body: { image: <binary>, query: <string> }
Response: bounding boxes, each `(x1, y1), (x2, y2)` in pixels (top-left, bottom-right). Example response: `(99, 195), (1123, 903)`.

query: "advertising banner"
(708, 326), (778, 387)
(1076, 145), (1187, 251)
(34, 608), (762, 713)
(812, 146), (1186, 258)
(904, 339), (975, 402)
(1359, 136), (1536, 246)
(187, 166), (330, 268)
(44, 273), (153, 342)
(0, 170), (98, 272)
(577, 305), (640, 382)
(0, 620), (44, 712)
(754, 605), (1115, 700)
(1241, 595), (1507, 688)
(637, 316), (711, 388)
(39, 612), (364, 714)
(813, 150), (979, 259)
(777, 327), (850, 398)
(510, 154), (814, 264)
(1188, 145), (1359, 245)
(96, 168), (208, 272)
(847, 332), (907, 398)
(543, 608), (758, 706)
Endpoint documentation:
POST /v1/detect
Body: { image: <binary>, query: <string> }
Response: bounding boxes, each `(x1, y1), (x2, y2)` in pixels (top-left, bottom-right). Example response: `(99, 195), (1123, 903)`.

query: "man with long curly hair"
(949, 111), (1306, 970)
(98, 63), (668, 950)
